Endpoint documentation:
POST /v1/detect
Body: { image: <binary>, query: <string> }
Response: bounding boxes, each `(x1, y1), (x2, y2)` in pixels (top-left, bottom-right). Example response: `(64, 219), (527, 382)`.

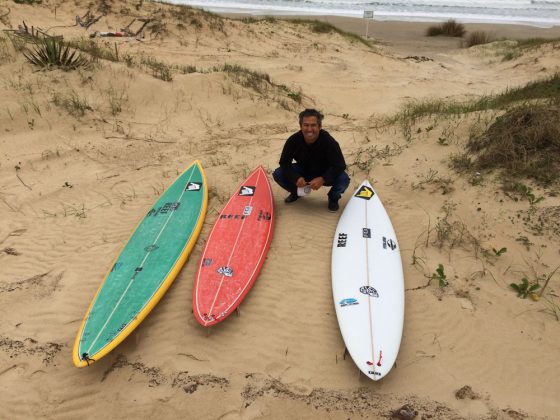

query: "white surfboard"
(332, 180), (404, 380)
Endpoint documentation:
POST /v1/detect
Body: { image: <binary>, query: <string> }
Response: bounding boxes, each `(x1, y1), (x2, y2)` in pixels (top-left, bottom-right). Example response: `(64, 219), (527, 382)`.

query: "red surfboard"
(193, 166), (275, 327)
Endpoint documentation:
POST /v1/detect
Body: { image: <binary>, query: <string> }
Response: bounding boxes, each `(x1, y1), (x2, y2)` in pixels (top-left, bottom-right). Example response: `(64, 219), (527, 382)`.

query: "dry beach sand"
(1, 1), (560, 418)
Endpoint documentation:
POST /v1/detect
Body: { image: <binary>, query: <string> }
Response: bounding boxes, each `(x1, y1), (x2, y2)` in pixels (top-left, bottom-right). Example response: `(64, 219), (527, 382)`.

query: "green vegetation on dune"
(389, 73), (560, 123)
(490, 73), (560, 105)
(240, 16), (374, 48)
(471, 36), (560, 60)
(515, 37), (560, 50)
(22, 38), (90, 70)
(466, 103), (560, 185)
(387, 73), (560, 185)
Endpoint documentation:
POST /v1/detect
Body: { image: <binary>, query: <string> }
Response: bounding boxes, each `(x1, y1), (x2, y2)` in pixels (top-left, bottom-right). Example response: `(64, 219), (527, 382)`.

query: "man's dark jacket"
(279, 129), (346, 185)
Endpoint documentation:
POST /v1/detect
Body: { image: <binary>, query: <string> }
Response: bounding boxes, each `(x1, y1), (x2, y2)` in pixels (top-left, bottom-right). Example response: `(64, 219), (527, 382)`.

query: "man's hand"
(296, 177), (307, 188)
(308, 176), (325, 190)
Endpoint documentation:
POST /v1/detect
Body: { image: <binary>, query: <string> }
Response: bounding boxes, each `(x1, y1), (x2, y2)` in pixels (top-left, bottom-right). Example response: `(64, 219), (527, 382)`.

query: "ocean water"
(164, 0), (560, 27)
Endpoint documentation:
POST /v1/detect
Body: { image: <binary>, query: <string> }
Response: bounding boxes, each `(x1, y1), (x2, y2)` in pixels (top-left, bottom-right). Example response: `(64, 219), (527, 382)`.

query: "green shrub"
(467, 104), (560, 185)
(23, 38), (89, 70)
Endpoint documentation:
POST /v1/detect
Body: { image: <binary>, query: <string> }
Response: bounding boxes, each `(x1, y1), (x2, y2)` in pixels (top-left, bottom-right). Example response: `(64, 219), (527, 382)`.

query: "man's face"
(300, 116), (321, 144)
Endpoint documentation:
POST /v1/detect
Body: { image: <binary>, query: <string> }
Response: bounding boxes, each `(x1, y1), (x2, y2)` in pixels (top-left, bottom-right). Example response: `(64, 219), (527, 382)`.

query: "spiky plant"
(23, 38), (90, 70)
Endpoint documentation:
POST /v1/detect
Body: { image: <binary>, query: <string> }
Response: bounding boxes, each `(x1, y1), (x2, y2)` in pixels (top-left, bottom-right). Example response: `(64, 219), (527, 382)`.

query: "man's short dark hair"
(299, 109), (324, 126)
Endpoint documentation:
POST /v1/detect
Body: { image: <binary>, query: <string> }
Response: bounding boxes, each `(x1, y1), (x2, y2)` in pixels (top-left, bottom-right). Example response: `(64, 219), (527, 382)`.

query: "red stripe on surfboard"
(192, 166), (274, 326)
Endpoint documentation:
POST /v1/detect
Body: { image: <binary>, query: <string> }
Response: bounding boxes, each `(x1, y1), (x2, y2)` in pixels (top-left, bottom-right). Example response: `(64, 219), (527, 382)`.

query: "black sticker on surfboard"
(355, 185), (374, 200)
(239, 186), (255, 196)
(363, 228), (371, 238)
(383, 237), (397, 250)
(220, 214), (248, 220)
(217, 266), (233, 277)
(337, 233), (348, 247)
(360, 285), (379, 297)
(257, 210), (271, 221)
(185, 182), (202, 191)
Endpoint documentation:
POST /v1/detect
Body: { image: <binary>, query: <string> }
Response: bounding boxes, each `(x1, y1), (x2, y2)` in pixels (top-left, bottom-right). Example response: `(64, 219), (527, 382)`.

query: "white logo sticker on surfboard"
(331, 180), (404, 380)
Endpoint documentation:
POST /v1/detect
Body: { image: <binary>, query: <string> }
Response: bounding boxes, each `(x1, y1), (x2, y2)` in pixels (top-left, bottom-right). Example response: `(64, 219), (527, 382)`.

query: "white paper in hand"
(297, 185), (312, 197)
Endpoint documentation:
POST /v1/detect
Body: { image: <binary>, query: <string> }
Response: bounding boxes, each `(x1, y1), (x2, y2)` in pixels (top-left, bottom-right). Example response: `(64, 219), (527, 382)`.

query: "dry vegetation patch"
(467, 104), (560, 185)
(463, 31), (494, 47)
(426, 19), (466, 37)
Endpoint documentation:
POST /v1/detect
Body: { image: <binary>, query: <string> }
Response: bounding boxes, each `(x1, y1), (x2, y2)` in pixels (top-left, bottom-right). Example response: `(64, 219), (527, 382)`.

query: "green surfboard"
(73, 161), (207, 367)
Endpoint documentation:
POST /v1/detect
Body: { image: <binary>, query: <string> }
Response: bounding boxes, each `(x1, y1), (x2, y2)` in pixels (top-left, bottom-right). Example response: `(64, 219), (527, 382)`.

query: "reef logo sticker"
(186, 182), (202, 191)
(239, 186), (255, 196)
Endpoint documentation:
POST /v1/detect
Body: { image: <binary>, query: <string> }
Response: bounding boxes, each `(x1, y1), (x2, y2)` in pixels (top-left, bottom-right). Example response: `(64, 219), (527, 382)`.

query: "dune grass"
(471, 37), (560, 61)
(159, 1), (226, 33)
(286, 19), (374, 48)
(387, 73), (560, 185)
(212, 63), (304, 109)
(388, 73), (560, 124)
(242, 16), (278, 24)
(216, 63), (272, 93)
(52, 91), (93, 117)
(140, 55), (173, 81)
(516, 37), (560, 50)
(502, 37), (560, 61)
(0, 35), (14, 63)
(464, 31), (494, 48)
(239, 16), (373, 48)
(67, 39), (120, 62)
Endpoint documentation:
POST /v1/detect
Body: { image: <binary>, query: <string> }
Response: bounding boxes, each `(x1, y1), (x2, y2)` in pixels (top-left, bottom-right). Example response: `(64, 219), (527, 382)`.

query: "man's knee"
(341, 171), (350, 186)
(272, 167), (283, 183)
(337, 171), (350, 190)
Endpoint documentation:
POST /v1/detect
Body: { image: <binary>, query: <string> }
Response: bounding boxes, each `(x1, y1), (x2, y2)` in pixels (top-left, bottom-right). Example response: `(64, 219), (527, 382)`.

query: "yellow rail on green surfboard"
(73, 161), (208, 367)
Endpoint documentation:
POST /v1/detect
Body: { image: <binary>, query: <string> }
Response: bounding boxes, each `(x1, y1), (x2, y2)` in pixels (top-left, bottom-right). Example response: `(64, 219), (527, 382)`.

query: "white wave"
(166, 0), (560, 27)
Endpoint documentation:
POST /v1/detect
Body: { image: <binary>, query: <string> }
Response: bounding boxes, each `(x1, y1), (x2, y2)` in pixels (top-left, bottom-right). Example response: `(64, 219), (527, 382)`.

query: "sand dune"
(1, 1), (559, 418)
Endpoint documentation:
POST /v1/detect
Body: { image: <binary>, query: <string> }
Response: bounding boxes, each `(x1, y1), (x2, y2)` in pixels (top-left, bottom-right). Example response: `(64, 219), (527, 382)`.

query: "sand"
(1, 1), (559, 419)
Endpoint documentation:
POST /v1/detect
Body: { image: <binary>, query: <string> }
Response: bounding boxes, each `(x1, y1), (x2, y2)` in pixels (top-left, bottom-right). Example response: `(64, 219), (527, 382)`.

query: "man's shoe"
(328, 199), (339, 212)
(284, 193), (299, 204)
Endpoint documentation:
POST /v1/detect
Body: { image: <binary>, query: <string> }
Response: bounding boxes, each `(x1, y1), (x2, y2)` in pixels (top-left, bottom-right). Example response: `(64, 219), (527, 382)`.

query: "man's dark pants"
(272, 164), (350, 201)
